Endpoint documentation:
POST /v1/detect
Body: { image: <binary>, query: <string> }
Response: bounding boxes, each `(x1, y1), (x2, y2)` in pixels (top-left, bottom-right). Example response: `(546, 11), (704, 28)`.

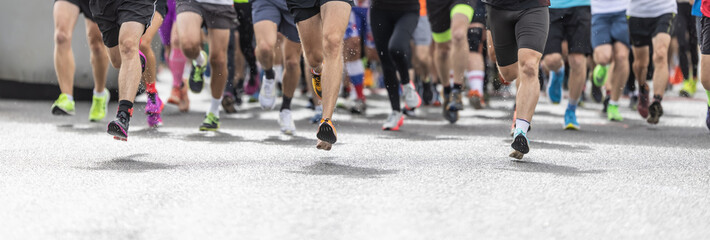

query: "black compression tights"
(370, 8), (418, 112)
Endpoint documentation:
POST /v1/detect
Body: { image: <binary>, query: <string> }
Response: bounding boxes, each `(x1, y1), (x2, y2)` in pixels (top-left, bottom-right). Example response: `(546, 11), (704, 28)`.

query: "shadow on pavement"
(181, 131), (246, 143)
(261, 135), (313, 147)
(77, 154), (178, 172)
(131, 127), (172, 138)
(497, 160), (605, 177)
(500, 140), (593, 153)
(378, 131), (462, 141)
(56, 124), (105, 135)
(288, 159), (398, 179)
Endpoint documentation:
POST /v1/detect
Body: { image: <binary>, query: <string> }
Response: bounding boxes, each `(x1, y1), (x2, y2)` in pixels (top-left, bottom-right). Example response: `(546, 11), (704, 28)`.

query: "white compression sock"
(466, 70), (485, 93)
(209, 97), (222, 117)
(515, 118), (530, 133)
(273, 65), (283, 83)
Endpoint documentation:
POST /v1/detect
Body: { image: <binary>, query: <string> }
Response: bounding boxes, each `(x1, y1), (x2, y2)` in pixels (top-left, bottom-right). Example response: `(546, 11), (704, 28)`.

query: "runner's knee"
(520, 58), (539, 78)
(54, 30), (72, 46)
(119, 38), (139, 57)
(323, 33), (343, 56)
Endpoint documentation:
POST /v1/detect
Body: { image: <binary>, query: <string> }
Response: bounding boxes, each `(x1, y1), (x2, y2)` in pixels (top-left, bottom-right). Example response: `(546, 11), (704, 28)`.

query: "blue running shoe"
(548, 68), (564, 104)
(510, 128), (529, 159)
(564, 107), (580, 130)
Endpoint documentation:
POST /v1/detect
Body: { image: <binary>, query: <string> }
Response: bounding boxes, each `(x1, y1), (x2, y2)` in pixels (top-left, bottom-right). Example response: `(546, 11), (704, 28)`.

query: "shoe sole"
(107, 122), (127, 141)
(316, 123), (337, 143)
(199, 126), (218, 131)
(647, 104), (663, 124)
(444, 109), (459, 124)
(564, 123), (580, 130)
(222, 97), (237, 114)
(679, 90), (691, 98)
(312, 77), (322, 100)
(510, 135), (529, 159)
(469, 96), (483, 110)
(51, 106), (75, 116)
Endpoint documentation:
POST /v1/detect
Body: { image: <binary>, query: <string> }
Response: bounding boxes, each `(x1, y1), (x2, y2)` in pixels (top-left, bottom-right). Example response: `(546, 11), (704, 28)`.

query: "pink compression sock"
(169, 48), (187, 88)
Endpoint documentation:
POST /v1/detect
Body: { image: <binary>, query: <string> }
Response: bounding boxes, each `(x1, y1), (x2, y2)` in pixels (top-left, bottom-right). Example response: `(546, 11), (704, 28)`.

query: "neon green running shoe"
(592, 64), (608, 87)
(679, 78), (697, 97)
(51, 93), (75, 115)
(607, 104), (623, 121)
(89, 89), (110, 122)
(188, 50), (208, 93)
(199, 113), (220, 131)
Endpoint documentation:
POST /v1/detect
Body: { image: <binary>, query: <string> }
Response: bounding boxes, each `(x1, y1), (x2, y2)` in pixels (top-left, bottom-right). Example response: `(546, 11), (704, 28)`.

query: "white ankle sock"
(195, 51), (207, 67)
(466, 70), (485, 93)
(66, 94), (74, 101)
(209, 97), (221, 117)
(515, 118), (530, 133)
(93, 89), (106, 97)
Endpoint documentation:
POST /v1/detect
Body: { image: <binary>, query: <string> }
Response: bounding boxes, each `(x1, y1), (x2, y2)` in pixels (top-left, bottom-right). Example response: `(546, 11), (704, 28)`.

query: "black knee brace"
(468, 27), (484, 53)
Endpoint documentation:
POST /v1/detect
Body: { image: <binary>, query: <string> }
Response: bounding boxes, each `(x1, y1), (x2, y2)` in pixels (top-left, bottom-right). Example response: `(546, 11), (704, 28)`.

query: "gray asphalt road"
(1, 81), (709, 239)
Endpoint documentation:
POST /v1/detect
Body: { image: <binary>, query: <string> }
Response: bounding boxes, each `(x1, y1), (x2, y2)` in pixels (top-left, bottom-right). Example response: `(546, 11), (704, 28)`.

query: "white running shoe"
(402, 81), (422, 110)
(279, 109), (296, 135)
(382, 111), (404, 131)
(259, 76), (277, 110)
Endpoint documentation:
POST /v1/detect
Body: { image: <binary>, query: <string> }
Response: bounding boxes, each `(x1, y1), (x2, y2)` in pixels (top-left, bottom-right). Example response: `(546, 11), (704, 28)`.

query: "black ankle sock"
(444, 86), (452, 96)
(264, 69), (275, 79)
(653, 94), (663, 102)
(453, 84), (463, 91)
(281, 96), (292, 111)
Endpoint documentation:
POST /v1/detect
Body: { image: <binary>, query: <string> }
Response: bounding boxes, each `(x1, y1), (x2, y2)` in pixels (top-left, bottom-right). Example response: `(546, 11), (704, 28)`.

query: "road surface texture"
(1, 73), (709, 239)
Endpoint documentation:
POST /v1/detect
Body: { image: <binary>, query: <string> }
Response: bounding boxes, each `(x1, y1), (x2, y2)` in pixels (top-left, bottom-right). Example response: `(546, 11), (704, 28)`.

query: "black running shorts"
(156, 0), (168, 18)
(177, 0), (237, 29)
(286, 0), (354, 23)
(543, 6), (592, 55)
(89, 0), (155, 48)
(55, 0), (94, 21)
(628, 13), (675, 47)
(427, 0), (474, 33)
(486, 5), (549, 67)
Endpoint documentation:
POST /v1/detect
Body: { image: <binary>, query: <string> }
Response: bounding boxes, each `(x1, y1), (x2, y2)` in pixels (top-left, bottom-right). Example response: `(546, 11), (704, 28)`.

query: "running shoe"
(107, 110), (131, 141)
(312, 70), (323, 100)
(706, 106), (710, 131)
(245, 72), (260, 95)
(607, 104), (623, 121)
(509, 128), (529, 160)
(468, 89), (485, 110)
(168, 86), (181, 105)
(592, 64), (608, 87)
(382, 111), (404, 131)
(188, 50), (208, 93)
(222, 92), (237, 114)
(316, 118), (337, 151)
(199, 113), (220, 131)
(547, 69), (564, 104)
(350, 98), (366, 114)
(679, 78), (697, 97)
(234, 88), (244, 106)
(310, 105), (323, 124)
(647, 101), (663, 124)
(629, 94), (638, 110)
(145, 92), (164, 128)
(637, 85), (650, 118)
(89, 89), (110, 122)
(564, 108), (580, 130)
(178, 84), (190, 112)
(51, 93), (75, 116)
(602, 95), (610, 113)
(422, 82), (433, 105)
(402, 81), (422, 110)
(279, 109), (296, 135)
(591, 84), (603, 103)
(259, 76), (277, 110)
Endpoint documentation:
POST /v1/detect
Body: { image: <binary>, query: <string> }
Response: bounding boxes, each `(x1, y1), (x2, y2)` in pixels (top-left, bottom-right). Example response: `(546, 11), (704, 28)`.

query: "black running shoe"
(222, 93), (237, 114)
(591, 84), (603, 103)
(647, 101), (663, 124)
(107, 111), (131, 141)
(188, 50), (208, 93)
(509, 128), (529, 160)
